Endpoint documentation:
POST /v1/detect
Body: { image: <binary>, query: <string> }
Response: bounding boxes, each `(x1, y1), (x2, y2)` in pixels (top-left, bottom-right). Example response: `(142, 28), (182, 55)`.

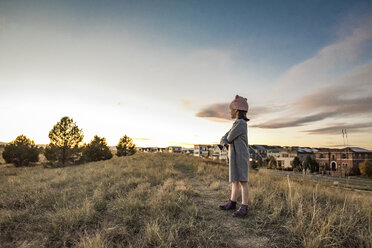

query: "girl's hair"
(237, 110), (250, 121)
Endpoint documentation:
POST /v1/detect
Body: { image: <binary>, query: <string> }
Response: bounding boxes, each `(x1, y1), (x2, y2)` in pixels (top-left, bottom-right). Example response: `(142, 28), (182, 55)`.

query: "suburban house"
(315, 147), (372, 176)
(194, 144), (213, 158)
(266, 146), (282, 159)
(276, 147), (298, 169)
(181, 148), (194, 156)
(250, 145), (268, 159)
(137, 147), (167, 153)
(167, 146), (182, 153)
(271, 147), (318, 169)
(212, 144), (228, 163)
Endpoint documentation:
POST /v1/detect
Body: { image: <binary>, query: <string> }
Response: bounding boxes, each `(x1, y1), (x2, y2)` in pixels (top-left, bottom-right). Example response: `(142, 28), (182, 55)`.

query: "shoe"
(219, 200), (236, 210)
(233, 204), (248, 217)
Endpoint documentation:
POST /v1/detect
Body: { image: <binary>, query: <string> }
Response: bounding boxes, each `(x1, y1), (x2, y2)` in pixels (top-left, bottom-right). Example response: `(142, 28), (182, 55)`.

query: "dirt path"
(173, 162), (270, 247)
(189, 178), (269, 248)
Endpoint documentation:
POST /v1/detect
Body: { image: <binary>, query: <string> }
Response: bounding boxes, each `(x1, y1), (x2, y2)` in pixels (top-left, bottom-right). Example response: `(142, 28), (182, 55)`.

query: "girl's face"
(229, 108), (238, 119)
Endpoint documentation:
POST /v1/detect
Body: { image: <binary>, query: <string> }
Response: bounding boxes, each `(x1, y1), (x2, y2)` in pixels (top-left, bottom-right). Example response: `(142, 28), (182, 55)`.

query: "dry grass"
(0, 152), (371, 248)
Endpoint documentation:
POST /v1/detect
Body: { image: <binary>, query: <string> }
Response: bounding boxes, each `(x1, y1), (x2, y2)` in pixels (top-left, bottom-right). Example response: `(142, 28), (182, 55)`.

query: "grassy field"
(0, 152), (371, 248)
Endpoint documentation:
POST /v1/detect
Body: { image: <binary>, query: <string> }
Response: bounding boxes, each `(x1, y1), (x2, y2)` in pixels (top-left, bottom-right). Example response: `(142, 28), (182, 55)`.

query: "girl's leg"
(219, 181), (239, 210)
(231, 181), (240, 201)
(239, 181), (249, 205)
(232, 181), (249, 217)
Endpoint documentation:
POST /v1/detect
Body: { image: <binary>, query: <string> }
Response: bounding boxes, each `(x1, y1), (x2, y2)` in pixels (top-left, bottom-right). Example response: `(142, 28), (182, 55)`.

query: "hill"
(0, 152), (371, 247)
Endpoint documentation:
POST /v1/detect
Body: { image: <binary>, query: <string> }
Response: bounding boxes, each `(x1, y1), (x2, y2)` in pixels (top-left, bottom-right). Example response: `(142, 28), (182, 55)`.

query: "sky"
(0, 0), (372, 149)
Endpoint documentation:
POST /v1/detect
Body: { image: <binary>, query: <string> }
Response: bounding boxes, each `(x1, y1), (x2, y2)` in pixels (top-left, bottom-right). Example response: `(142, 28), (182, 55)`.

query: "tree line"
(2, 116), (136, 167)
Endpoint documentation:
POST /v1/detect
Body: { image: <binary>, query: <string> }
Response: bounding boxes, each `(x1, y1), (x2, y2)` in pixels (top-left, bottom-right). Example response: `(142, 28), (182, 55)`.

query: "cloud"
(273, 13), (372, 95)
(251, 112), (338, 129)
(195, 103), (280, 121)
(195, 103), (230, 119)
(133, 138), (152, 141)
(254, 15), (372, 131)
(303, 122), (372, 135)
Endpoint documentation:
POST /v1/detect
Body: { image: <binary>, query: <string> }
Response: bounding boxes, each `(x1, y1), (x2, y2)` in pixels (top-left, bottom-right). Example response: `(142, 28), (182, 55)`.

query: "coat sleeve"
(220, 130), (230, 146)
(227, 120), (244, 144)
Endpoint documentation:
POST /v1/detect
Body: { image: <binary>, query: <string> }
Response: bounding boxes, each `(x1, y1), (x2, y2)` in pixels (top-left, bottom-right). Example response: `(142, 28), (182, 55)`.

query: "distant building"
(167, 146), (182, 153)
(212, 144), (228, 163)
(181, 148), (194, 156)
(266, 146), (282, 159)
(250, 145), (268, 159)
(276, 147), (297, 169)
(194, 144), (213, 158)
(315, 147), (372, 176)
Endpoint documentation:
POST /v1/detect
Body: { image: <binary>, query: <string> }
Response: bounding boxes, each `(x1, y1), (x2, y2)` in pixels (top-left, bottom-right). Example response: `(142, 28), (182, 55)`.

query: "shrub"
(44, 116), (84, 166)
(359, 160), (372, 177)
(303, 155), (319, 173)
(291, 156), (301, 172)
(2, 135), (39, 166)
(250, 159), (258, 170)
(116, 135), (136, 157)
(82, 135), (113, 162)
(267, 156), (276, 169)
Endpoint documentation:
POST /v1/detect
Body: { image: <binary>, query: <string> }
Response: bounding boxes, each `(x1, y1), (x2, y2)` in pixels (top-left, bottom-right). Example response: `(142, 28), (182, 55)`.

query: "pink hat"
(229, 95), (248, 111)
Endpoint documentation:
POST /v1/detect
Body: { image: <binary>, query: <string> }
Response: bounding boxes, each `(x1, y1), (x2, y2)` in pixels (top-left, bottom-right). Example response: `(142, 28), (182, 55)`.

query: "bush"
(359, 160), (372, 177)
(250, 159), (258, 170)
(45, 116), (84, 166)
(303, 155), (319, 173)
(291, 156), (301, 172)
(116, 135), (136, 157)
(267, 156), (276, 169)
(2, 135), (39, 166)
(82, 135), (113, 162)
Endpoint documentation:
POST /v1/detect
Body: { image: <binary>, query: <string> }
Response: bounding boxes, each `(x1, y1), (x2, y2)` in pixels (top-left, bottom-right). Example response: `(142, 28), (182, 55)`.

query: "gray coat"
(220, 119), (249, 182)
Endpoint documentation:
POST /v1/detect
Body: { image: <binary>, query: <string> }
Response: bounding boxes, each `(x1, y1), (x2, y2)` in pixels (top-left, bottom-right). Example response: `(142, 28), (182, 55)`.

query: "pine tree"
(82, 135), (113, 162)
(116, 135), (136, 157)
(292, 156), (301, 171)
(45, 116), (84, 166)
(2, 135), (39, 166)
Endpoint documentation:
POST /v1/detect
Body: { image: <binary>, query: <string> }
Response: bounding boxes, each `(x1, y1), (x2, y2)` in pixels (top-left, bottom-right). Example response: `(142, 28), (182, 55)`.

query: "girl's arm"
(227, 120), (244, 144)
(220, 130), (230, 145)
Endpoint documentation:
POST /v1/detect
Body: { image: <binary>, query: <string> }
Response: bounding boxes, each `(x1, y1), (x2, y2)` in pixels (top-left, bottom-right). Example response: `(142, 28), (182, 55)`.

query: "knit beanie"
(229, 95), (249, 111)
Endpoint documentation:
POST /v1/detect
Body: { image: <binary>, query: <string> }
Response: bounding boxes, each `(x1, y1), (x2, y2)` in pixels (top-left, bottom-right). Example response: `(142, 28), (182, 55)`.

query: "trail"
(174, 164), (269, 248)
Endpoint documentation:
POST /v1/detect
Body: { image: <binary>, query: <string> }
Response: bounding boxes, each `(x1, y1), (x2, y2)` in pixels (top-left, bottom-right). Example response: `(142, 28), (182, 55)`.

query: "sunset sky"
(1, 0), (372, 149)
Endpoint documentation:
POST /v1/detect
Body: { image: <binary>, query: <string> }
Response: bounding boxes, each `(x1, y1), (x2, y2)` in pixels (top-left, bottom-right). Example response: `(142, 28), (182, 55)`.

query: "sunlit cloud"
(251, 112), (338, 129)
(133, 138), (152, 141)
(195, 103), (281, 121)
(273, 13), (372, 95)
(303, 122), (372, 135)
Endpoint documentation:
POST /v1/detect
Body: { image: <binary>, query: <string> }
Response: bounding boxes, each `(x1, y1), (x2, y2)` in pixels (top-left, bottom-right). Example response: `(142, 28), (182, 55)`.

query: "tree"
(291, 156), (301, 172)
(44, 116), (84, 166)
(2, 135), (39, 166)
(116, 135), (136, 156)
(82, 135), (113, 162)
(359, 160), (372, 177)
(250, 159), (258, 170)
(303, 155), (319, 173)
(267, 156), (276, 169)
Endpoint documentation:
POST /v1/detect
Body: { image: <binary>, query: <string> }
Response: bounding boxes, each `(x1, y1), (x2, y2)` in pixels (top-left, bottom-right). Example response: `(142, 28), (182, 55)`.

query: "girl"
(219, 95), (250, 218)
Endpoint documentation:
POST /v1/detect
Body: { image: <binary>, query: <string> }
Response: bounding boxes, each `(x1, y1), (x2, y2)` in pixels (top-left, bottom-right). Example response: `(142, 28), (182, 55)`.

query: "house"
(167, 146), (182, 153)
(266, 146), (282, 159)
(270, 147), (317, 170)
(212, 144), (228, 163)
(194, 144), (213, 158)
(181, 148), (194, 156)
(276, 147), (297, 169)
(250, 145), (268, 159)
(315, 147), (372, 176)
